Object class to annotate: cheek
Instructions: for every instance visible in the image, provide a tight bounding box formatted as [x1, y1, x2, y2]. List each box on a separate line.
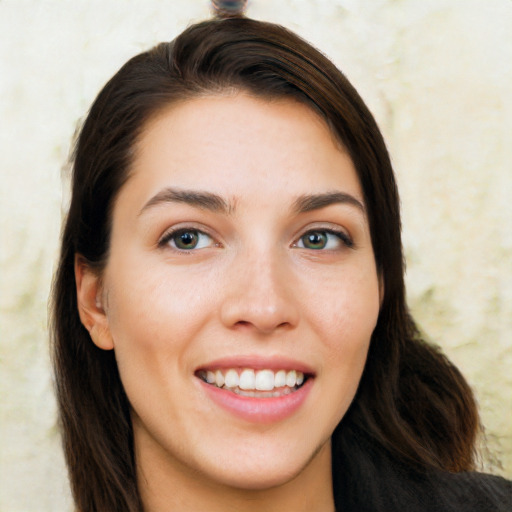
[304, 263, 379, 423]
[103, 266, 216, 421]
[306, 262, 380, 351]
[104, 265, 209, 362]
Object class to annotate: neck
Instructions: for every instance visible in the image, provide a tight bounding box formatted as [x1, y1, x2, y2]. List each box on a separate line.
[136, 435, 335, 512]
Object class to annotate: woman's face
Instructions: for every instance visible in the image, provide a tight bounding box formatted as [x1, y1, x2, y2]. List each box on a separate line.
[79, 93, 381, 493]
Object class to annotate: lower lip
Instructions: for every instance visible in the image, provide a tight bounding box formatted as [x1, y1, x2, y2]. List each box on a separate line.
[199, 378, 313, 424]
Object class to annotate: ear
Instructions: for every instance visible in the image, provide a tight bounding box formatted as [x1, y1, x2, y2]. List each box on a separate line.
[74, 254, 114, 350]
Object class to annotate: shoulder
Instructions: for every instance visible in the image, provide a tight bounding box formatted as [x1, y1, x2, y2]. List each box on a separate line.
[347, 467, 511, 511]
[332, 434, 512, 512]
[335, 464, 511, 512]
[428, 470, 512, 512]
[332, 425, 511, 511]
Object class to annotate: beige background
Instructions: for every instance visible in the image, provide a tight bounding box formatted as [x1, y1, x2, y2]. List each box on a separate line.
[1, 1, 511, 510]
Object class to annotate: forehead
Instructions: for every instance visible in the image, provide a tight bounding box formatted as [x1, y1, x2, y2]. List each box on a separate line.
[125, 93, 363, 208]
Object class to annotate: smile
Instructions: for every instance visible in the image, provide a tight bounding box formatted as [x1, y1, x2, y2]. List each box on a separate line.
[197, 368, 307, 397]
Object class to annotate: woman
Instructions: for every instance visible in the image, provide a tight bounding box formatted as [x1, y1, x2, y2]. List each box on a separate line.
[51, 3, 511, 511]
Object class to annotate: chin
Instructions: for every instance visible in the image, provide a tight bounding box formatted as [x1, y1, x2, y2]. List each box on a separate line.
[197, 436, 332, 492]
[219, 463, 303, 491]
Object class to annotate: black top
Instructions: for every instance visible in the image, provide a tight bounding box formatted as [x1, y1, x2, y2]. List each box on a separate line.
[332, 427, 512, 511]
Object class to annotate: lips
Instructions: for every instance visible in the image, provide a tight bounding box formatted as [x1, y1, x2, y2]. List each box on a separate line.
[195, 358, 315, 423]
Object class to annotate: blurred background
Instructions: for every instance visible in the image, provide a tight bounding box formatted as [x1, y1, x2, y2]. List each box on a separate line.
[1, 1, 511, 510]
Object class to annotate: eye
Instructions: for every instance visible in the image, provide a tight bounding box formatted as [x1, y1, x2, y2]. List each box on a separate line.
[295, 229, 353, 250]
[160, 228, 215, 251]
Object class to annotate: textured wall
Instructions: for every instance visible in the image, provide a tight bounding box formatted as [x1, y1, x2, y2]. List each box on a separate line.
[1, 1, 510, 510]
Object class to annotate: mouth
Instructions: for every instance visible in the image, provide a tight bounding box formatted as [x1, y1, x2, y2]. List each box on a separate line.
[195, 361, 315, 423]
[196, 368, 310, 398]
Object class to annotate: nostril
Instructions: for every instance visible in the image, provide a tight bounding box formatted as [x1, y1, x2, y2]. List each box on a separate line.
[232, 320, 255, 332]
[232, 319, 292, 335]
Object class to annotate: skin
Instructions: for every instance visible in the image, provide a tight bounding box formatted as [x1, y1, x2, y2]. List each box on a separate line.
[76, 93, 381, 512]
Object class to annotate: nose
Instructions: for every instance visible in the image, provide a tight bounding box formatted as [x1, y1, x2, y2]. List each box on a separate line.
[220, 250, 300, 335]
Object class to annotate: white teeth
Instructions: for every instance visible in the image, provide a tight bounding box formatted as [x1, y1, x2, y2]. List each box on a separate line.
[274, 370, 286, 388]
[239, 369, 255, 390]
[286, 370, 297, 387]
[224, 369, 239, 388]
[201, 367, 308, 392]
[215, 370, 225, 387]
[255, 369, 274, 391]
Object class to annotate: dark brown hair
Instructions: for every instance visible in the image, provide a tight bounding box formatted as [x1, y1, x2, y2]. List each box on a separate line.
[51, 17, 479, 511]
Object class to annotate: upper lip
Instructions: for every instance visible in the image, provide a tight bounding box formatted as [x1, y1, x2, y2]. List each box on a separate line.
[195, 355, 316, 376]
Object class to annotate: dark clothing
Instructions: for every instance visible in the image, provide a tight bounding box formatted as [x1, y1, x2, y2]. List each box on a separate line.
[332, 427, 512, 511]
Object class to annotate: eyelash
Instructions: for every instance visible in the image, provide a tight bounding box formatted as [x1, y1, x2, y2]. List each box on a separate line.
[294, 228, 354, 250]
[158, 227, 354, 252]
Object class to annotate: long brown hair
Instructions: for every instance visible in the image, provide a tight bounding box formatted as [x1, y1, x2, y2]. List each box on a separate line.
[51, 17, 479, 511]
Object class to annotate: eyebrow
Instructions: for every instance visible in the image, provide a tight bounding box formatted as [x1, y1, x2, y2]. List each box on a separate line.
[139, 187, 364, 217]
[139, 187, 233, 216]
[292, 192, 365, 214]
